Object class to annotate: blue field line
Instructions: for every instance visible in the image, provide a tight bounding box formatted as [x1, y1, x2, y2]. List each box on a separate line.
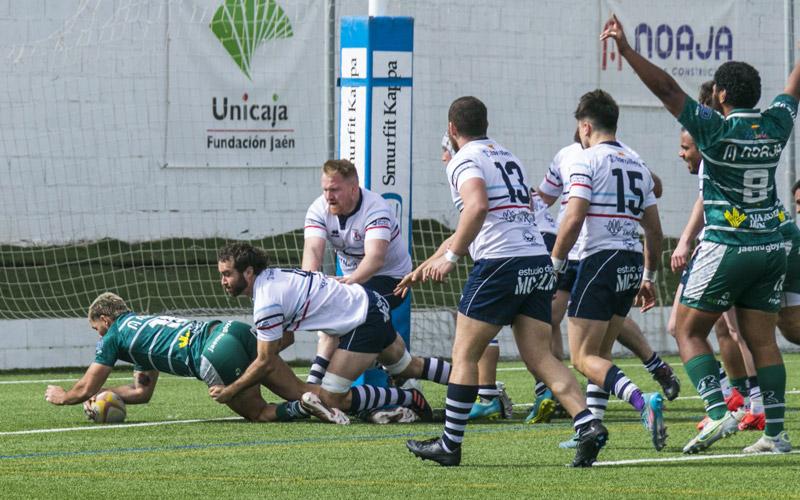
[0, 425, 539, 462]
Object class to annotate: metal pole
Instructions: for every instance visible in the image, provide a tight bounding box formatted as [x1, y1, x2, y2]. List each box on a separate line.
[324, 0, 336, 161]
[787, 0, 797, 203]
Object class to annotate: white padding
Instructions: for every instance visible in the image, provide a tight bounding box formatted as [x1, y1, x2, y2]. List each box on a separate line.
[783, 292, 800, 308]
[321, 372, 353, 394]
[383, 350, 412, 375]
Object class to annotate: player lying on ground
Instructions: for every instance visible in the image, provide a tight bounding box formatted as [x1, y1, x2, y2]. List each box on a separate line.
[212, 242, 451, 425]
[44, 292, 311, 422]
[602, 13, 800, 454]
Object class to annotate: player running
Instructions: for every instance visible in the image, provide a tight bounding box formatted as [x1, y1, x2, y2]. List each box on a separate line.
[602, 14, 799, 454]
[401, 96, 606, 467]
[550, 90, 667, 451]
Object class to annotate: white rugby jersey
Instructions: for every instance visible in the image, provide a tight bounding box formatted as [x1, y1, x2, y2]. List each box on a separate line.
[567, 141, 657, 258]
[304, 188, 411, 278]
[252, 268, 369, 342]
[539, 142, 586, 260]
[446, 138, 548, 260]
[532, 187, 558, 235]
[697, 160, 706, 241]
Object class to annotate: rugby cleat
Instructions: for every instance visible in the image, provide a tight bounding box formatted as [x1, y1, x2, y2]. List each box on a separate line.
[468, 397, 502, 420]
[683, 410, 738, 454]
[651, 364, 681, 401]
[571, 420, 608, 467]
[743, 431, 792, 454]
[697, 393, 746, 431]
[526, 388, 556, 424]
[409, 388, 434, 422]
[641, 392, 667, 451]
[738, 411, 766, 431]
[300, 392, 350, 425]
[406, 437, 461, 466]
[496, 382, 514, 419]
[559, 432, 580, 449]
[725, 388, 745, 412]
[365, 406, 419, 424]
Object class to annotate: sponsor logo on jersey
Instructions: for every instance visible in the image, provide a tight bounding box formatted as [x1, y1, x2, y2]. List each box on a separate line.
[724, 207, 747, 228]
[178, 331, 191, 349]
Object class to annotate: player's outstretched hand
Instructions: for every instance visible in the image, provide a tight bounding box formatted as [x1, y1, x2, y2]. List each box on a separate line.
[600, 14, 631, 53]
[45, 385, 66, 405]
[424, 256, 454, 283]
[208, 385, 232, 404]
[394, 268, 423, 297]
[635, 281, 656, 312]
[670, 240, 691, 273]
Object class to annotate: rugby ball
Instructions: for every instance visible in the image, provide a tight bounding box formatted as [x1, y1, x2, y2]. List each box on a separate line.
[85, 391, 126, 423]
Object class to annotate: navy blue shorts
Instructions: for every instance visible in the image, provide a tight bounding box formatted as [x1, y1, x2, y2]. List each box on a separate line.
[542, 232, 557, 253]
[459, 255, 555, 326]
[363, 275, 403, 310]
[337, 290, 397, 353]
[568, 250, 643, 321]
[556, 260, 580, 292]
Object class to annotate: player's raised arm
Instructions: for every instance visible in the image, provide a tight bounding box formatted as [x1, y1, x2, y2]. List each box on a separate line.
[600, 14, 687, 117]
[785, 60, 800, 101]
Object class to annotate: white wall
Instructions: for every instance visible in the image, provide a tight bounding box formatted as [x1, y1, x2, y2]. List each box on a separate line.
[1, 0, 798, 368]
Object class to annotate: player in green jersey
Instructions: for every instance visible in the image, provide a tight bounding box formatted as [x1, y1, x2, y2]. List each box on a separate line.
[45, 292, 311, 422]
[602, 14, 800, 454]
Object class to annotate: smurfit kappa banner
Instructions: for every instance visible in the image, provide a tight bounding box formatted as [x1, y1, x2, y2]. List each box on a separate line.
[165, 0, 325, 168]
[599, 0, 738, 106]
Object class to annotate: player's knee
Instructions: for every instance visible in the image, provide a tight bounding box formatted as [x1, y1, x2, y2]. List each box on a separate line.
[383, 350, 412, 375]
[320, 372, 352, 408]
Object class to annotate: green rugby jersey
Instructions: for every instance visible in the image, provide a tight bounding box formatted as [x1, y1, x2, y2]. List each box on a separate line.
[679, 94, 798, 245]
[94, 313, 219, 378]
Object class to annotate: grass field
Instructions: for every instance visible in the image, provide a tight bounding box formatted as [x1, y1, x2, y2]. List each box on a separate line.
[2, 355, 799, 499]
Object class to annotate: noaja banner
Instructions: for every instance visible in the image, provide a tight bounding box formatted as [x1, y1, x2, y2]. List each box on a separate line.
[165, 0, 325, 168]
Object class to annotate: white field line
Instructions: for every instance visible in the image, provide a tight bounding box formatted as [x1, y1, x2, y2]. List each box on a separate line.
[594, 450, 800, 466]
[512, 389, 800, 407]
[0, 416, 242, 436]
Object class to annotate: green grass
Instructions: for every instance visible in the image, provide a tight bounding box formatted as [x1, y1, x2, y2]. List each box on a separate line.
[2, 356, 799, 499]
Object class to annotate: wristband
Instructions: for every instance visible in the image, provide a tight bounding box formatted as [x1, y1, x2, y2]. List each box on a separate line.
[552, 257, 567, 274]
[444, 249, 460, 264]
[643, 269, 657, 282]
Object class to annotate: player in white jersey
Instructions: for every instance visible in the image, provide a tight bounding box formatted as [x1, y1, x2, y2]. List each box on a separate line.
[302, 159, 414, 388]
[401, 96, 605, 467]
[212, 242, 451, 425]
[435, 134, 515, 422]
[550, 90, 667, 451]
[534, 132, 680, 435]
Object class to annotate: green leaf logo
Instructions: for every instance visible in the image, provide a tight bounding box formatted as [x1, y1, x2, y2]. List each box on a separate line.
[210, 0, 293, 80]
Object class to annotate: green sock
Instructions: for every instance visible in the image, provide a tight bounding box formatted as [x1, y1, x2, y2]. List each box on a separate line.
[729, 376, 748, 397]
[275, 402, 292, 421]
[685, 354, 727, 420]
[756, 364, 786, 437]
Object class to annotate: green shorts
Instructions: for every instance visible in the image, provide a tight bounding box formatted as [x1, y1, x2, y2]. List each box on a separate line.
[681, 241, 786, 313]
[198, 321, 257, 386]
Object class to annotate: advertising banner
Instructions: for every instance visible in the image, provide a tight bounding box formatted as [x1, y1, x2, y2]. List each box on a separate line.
[165, 0, 325, 168]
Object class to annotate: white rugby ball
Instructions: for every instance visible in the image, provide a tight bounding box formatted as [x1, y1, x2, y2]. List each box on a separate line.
[86, 391, 126, 423]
